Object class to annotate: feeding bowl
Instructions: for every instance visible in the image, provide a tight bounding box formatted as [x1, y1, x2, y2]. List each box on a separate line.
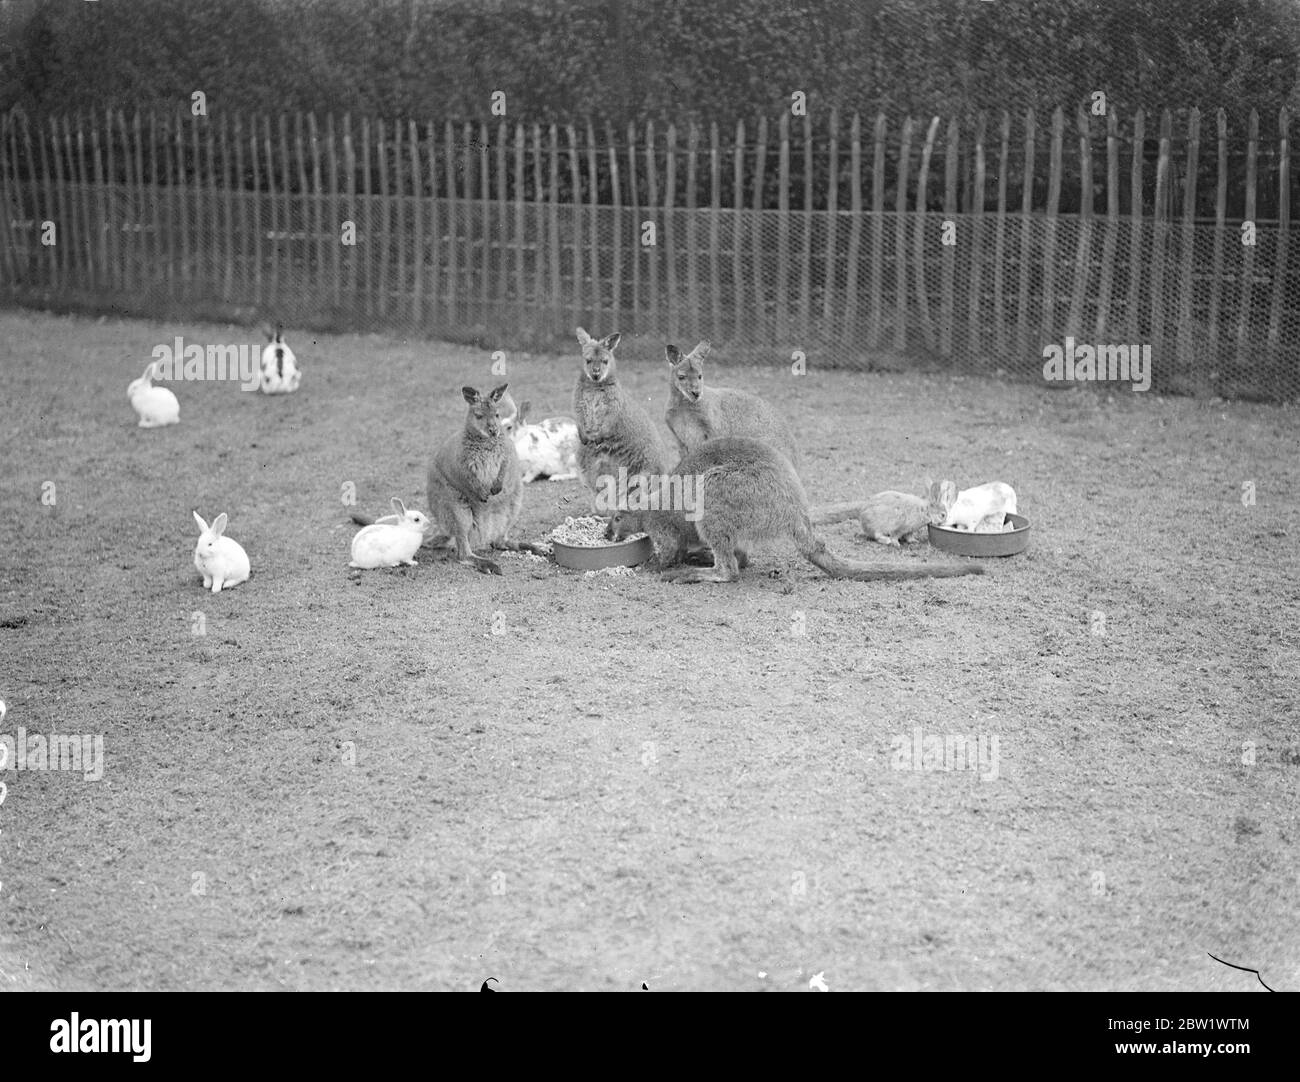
[927, 513, 1030, 557]
[552, 534, 654, 570]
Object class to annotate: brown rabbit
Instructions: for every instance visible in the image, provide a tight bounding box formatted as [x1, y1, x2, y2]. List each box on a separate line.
[644, 439, 983, 584]
[665, 341, 802, 471]
[573, 328, 671, 538]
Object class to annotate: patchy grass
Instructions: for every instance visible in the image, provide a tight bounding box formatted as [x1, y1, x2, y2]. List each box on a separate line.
[0, 308, 1297, 991]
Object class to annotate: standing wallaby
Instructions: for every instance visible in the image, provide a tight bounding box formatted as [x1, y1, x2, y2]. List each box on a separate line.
[665, 341, 802, 471]
[645, 438, 984, 584]
[573, 327, 671, 537]
[422, 383, 542, 575]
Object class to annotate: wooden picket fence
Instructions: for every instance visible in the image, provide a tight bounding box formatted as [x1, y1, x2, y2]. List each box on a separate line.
[1, 104, 1297, 398]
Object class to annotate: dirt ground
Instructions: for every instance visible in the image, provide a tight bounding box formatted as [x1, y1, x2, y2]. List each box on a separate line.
[0, 308, 1296, 991]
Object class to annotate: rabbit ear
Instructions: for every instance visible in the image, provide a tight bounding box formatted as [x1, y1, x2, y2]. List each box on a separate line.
[211, 513, 228, 537]
[142, 363, 156, 382]
[462, 386, 481, 404]
[600, 332, 621, 351]
[665, 344, 682, 364]
[193, 510, 209, 533]
[939, 480, 957, 509]
[390, 497, 406, 517]
[274, 324, 283, 343]
[489, 383, 508, 402]
[517, 400, 531, 423]
[575, 327, 593, 346]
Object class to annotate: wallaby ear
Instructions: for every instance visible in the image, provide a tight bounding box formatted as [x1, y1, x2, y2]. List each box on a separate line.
[600, 332, 621, 351]
[193, 510, 209, 533]
[462, 386, 481, 405]
[689, 340, 712, 360]
[488, 383, 508, 403]
[211, 513, 228, 538]
[665, 344, 682, 364]
[390, 497, 406, 517]
[575, 327, 593, 346]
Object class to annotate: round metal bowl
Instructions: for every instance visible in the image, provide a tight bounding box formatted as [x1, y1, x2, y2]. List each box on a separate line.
[927, 513, 1030, 557]
[552, 534, 654, 570]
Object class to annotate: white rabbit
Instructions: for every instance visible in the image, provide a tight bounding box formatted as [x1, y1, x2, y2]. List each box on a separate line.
[512, 399, 581, 482]
[259, 325, 301, 394]
[127, 362, 179, 427]
[192, 511, 251, 592]
[498, 389, 519, 436]
[349, 497, 429, 569]
[942, 482, 1018, 532]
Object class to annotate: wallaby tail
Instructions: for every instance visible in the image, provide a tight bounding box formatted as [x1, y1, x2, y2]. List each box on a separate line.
[810, 501, 868, 526]
[794, 516, 983, 581]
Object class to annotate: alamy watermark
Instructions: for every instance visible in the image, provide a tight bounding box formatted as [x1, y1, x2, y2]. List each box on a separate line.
[150, 337, 261, 391]
[592, 468, 705, 522]
[0, 727, 104, 781]
[891, 726, 999, 782]
[1042, 338, 1152, 392]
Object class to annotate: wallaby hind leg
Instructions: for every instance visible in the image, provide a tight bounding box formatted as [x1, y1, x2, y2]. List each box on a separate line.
[662, 529, 742, 584]
[447, 504, 501, 575]
[735, 547, 749, 569]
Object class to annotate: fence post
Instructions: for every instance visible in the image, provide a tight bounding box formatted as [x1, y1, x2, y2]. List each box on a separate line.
[1094, 110, 1120, 340]
[1205, 110, 1228, 358]
[1233, 110, 1258, 369]
[893, 115, 914, 354]
[1124, 109, 1145, 343]
[822, 107, 839, 329]
[992, 111, 1011, 357]
[1039, 107, 1064, 344]
[798, 110, 813, 346]
[967, 111, 988, 366]
[939, 117, 959, 358]
[913, 116, 940, 352]
[750, 115, 767, 346]
[776, 111, 790, 346]
[1148, 110, 1172, 375]
[1175, 108, 1200, 383]
[1267, 107, 1290, 355]
[1015, 109, 1036, 358]
[1064, 104, 1093, 340]
[730, 119, 745, 342]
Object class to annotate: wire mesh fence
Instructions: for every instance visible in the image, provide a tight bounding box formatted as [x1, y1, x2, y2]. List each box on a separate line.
[1, 107, 1297, 401]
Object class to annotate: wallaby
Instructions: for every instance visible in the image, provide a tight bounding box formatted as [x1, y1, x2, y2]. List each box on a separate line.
[665, 341, 802, 471]
[644, 438, 985, 584]
[420, 383, 543, 575]
[573, 327, 671, 538]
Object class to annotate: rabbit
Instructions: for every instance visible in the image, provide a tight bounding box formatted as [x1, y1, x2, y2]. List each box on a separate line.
[498, 389, 520, 436]
[942, 482, 1018, 532]
[127, 362, 179, 427]
[349, 497, 430, 569]
[860, 480, 956, 545]
[192, 511, 251, 593]
[512, 399, 581, 482]
[259, 325, 301, 394]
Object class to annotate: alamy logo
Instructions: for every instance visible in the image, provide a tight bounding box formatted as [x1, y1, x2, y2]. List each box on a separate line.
[50, 1014, 151, 1062]
[891, 727, 999, 782]
[150, 336, 261, 390]
[592, 468, 705, 522]
[1042, 337, 1152, 391]
[0, 727, 104, 781]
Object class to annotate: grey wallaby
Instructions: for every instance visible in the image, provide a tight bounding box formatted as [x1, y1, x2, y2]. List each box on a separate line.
[572, 327, 672, 538]
[350, 384, 543, 574]
[644, 438, 985, 584]
[665, 341, 802, 471]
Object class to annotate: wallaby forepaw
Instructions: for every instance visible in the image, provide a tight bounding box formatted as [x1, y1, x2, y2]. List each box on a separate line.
[475, 558, 502, 576]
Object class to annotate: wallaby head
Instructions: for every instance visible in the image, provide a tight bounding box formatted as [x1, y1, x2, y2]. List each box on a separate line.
[462, 383, 510, 439]
[576, 327, 622, 383]
[666, 341, 711, 401]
